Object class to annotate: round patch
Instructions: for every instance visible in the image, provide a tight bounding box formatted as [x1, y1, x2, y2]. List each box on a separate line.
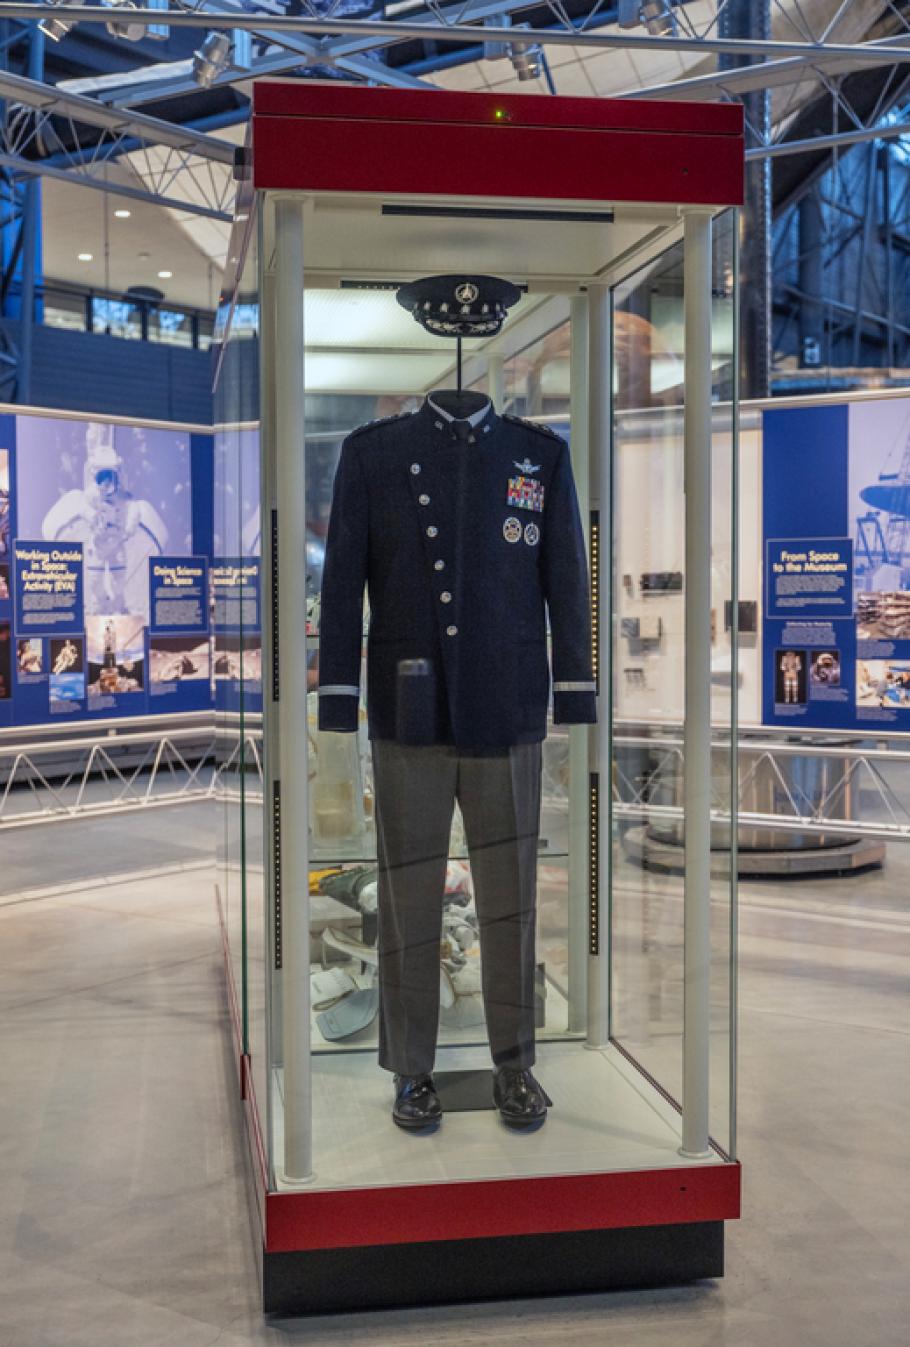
[524, 522, 540, 547]
[503, 516, 522, 544]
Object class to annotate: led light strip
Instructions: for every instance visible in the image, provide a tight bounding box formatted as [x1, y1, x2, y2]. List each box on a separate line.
[273, 779, 283, 971]
[590, 510, 600, 692]
[589, 771, 599, 958]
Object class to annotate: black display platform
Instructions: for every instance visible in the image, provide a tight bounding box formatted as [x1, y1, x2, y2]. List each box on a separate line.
[263, 1221, 724, 1315]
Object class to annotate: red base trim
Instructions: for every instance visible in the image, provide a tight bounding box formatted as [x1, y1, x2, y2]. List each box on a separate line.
[265, 1161, 741, 1254]
[216, 883, 269, 1234]
[215, 885, 740, 1264]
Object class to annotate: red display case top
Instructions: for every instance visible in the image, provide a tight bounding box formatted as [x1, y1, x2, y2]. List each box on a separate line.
[251, 82, 745, 208]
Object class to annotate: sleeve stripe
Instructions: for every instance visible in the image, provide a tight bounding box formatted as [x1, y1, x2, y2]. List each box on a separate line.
[318, 685, 360, 697]
[553, 681, 596, 693]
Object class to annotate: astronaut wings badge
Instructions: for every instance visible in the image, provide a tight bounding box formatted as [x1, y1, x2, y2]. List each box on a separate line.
[507, 475, 545, 513]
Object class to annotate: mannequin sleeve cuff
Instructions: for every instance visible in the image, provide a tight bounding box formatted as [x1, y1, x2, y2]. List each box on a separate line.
[317, 688, 360, 732]
[552, 687, 597, 725]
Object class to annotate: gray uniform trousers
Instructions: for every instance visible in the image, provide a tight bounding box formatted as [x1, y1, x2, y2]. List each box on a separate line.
[371, 739, 542, 1077]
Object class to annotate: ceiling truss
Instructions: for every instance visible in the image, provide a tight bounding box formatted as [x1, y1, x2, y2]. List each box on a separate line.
[0, 2, 906, 225]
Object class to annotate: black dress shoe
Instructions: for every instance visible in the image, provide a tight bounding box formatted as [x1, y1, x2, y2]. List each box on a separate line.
[493, 1067, 549, 1128]
[392, 1074, 442, 1131]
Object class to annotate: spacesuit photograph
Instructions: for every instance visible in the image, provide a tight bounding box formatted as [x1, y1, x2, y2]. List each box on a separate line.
[17, 639, 42, 675]
[40, 425, 168, 618]
[775, 648, 806, 705]
[86, 615, 145, 696]
[0, 448, 10, 557]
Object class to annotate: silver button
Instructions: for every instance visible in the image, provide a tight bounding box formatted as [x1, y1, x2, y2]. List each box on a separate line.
[434, 560, 445, 571]
[440, 591, 452, 603]
[418, 493, 430, 505]
[435, 421, 443, 430]
[426, 526, 438, 538]
[446, 625, 458, 637]
[410, 463, 421, 475]
[483, 426, 491, 434]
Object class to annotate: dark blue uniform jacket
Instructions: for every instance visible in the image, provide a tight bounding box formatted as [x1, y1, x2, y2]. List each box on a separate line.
[317, 399, 596, 749]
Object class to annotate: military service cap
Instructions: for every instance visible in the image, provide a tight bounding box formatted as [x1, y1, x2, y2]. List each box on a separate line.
[397, 274, 522, 338]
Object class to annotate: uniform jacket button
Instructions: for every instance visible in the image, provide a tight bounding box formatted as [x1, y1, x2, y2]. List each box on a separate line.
[440, 591, 452, 603]
[419, 493, 430, 505]
[434, 560, 445, 571]
[446, 625, 458, 637]
[410, 463, 421, 474]
[426, 526, 438, 538]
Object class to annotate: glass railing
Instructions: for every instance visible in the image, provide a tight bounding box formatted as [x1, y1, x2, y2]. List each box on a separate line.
[9, 281, 216, 352]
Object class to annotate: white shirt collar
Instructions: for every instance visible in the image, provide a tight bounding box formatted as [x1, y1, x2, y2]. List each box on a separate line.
[427, 395, 491, 430]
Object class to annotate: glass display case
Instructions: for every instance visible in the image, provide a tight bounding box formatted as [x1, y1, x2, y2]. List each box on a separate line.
[214, 83, 744, 1315]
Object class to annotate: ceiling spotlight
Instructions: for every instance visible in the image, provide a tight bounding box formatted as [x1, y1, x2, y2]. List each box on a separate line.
[192, 31, 233, 88]
[641, 0, 677, 34]
[158, 270, 173, 279]
[114, 209, 131, 219]
[102, 0, 168, 41]
[507, 38, 543, 81]
[77, 252, 93, 262]
[38, 0, 81, 43]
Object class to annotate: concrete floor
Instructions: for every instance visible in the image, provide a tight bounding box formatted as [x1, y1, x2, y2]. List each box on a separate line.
[1, 824, 908, 1347]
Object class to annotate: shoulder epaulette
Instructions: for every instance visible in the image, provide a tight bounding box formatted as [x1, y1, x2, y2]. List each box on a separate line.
[502, 413, 561, 440]
[347, 411, 412, 440]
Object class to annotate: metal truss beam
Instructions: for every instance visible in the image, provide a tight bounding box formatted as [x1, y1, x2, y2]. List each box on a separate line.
[0, 149, 232, 219]
[0, 66, 234, 162]
[749, 119, 910, 159]
[104, 0, 515, 109]
[0, 68, 236, 219]
[1, 5, 910, 68]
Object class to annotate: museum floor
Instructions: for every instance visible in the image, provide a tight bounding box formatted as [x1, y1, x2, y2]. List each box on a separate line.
[0, 803, 908, 1347]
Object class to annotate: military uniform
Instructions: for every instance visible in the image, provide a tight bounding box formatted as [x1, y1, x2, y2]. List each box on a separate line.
[318, 394, 595, 1076]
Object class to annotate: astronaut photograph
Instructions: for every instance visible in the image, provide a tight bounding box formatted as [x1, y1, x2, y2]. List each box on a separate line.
[809, 649, 841, 687]
[86, 615, 145, 696]
[49, 636, 84, 708]
[149, 635, 210, 686]
[213, 427, 261, 558]
[774, 648, 807, 705]
[0, 623, 9, 699]
[0, 449, 9, 558]
[214, 632, 261, 684]
[15, 416, 192, 621]
[17, 638, 43, 676]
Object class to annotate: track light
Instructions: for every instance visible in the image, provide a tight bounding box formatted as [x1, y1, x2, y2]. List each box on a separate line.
[618, 0, 677, 35]
[103, 0, 169, 41]
[192, 31, 233, 88]
[38, 0, 81, 43]
[640, 0, 677, 35]
[508, 38, 543, 81]
[482, 14, 543, 80]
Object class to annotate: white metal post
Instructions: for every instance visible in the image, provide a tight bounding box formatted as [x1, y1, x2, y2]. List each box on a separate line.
[274, 198, 313, 1182]
[567, 293, 590, 1033]
[587, 281, 611, 1049]
[681, 209, 714, 1159]
[487, 352, 505, 410]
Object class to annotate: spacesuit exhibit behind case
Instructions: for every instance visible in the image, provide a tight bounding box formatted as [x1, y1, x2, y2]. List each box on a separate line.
[318, 388, 596, 1127]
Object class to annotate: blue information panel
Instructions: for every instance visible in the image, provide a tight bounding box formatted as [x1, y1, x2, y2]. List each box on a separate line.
[212, 556, 262, 712]
[763, 399, 910, 729]
[0, 414, 217, 726]
[13, 540, 84, 636]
